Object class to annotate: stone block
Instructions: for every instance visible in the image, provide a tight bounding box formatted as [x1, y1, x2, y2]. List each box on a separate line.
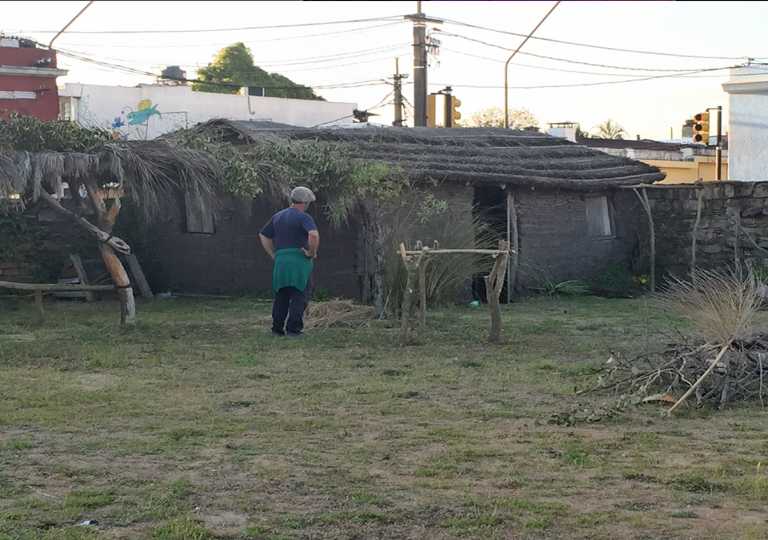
[724, 184, 736, 198]
[708, 200, 724, 210]
[682, 200, 700, 212]
[754, 183, 768, 198]
[740, 183, 756, 197]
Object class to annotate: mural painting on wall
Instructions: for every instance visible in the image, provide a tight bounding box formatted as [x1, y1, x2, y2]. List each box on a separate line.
[111, 99, 161, 140]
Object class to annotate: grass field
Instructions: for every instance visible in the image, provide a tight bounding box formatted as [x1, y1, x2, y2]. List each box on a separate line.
[1, 296, 767, 540]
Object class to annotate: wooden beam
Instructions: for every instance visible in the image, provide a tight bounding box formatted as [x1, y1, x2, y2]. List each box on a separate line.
[126, 254, 154, 299]
[402, 249, 514, 256]
[0, 280, 115, 292]
[38, 191, 131, 254]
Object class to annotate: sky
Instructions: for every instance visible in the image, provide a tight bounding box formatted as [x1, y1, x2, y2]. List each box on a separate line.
[1, 1, 765, 140]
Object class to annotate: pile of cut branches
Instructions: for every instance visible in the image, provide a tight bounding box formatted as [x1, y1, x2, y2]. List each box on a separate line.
[579, 267, 767, 413]
[582, 334, 768, 411]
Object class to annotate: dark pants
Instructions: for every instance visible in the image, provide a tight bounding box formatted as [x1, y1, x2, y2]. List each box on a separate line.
[271, 274, 312, 335]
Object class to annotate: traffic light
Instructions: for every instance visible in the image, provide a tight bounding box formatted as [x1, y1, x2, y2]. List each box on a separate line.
[427, 94, 437, 127]
[692, 112, 709, 144]
[449, 95, 461, 128]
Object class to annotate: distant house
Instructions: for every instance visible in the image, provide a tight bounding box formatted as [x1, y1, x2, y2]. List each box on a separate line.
[58, 80, 356, 141]
[722, 65, 768, 181]
[143, 121, 664, 302]
[0, 36, 67, 121]
[575, 138, 728, 184]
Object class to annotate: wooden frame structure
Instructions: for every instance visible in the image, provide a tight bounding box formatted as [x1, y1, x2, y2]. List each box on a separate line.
[0, 280, 115, 326]
[398, 240, 511, 344]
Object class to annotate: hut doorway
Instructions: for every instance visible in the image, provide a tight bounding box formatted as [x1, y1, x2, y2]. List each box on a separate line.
[472, 185, 509, 303]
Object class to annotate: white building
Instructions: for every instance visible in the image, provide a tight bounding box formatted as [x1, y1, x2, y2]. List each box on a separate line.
[722, 65, 768, 181]
[58, 82, 356, 140]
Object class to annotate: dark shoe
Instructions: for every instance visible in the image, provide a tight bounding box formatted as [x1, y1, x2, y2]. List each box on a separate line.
[287, 332, 312, 339]
[270, 331, 285, 338]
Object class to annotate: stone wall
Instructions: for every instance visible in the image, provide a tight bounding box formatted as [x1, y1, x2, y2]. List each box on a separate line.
[644, 181, 768, 273]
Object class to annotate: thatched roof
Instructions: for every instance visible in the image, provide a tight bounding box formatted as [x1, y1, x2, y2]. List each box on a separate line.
[195, 119, 666, 191]
[0, 141, 221, 215]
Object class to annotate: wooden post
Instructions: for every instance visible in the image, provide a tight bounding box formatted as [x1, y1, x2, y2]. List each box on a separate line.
[507, 193, 519, 302]
[399, 262, 417, 345]
[418, 253, 428, 335]
[83, 180, 136, 324]
[70, 254, 95, 302]
[484, 240, 509, 343]
[399, 245, 427, 345]
[34, 290, 44, 326]
[633, 187, 656, 293]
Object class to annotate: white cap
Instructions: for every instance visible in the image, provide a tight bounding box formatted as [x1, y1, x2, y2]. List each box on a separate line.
[291, 186, 316, 203]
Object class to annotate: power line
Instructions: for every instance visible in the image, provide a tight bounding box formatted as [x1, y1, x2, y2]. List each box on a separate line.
[23, 15, 408, 34]
[440, 47, 738, 79]
[54, 21, 404, 49]
[437, 30, 734, 73]
[57, 43, 411, 72]
[55, 48, 393, 91]
[434, 66, 738, 90]
[441, 17, 756, 61]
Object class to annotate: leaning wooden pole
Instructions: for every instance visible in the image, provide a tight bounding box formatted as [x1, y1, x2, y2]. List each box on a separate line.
[633, 187, 656, 293]
[691, 187, 704, 280]
[506, 193, 519, 303]
[668, 341, 732, 415]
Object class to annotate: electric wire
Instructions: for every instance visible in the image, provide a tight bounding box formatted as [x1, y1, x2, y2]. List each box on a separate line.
[22, 15, 409, 34]
[441, 47, 746, 79]
[437, 30, 736, 73]
[54, 21, 404, 49]
[441, 17, 757, 61]
[433, 65, 739, 90]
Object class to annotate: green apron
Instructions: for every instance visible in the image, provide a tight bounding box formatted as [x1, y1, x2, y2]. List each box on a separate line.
[272, 248, 313, 292]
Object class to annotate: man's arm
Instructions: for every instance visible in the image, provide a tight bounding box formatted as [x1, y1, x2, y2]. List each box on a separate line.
[259, 233, 275, 260]
[303, 230, 320, 260]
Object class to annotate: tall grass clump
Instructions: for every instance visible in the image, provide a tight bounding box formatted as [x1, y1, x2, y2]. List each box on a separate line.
[382, 201, 497, 314]
[657, 267, 761, 346]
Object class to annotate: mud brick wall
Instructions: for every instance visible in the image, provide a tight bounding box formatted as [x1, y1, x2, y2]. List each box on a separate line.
[645, 181, 768, 273]
[513, 187, 646, 284]
[149, 193, 362, 298]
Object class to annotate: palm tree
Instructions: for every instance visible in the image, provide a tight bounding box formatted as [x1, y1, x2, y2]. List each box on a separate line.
[593, 119, 628, 140]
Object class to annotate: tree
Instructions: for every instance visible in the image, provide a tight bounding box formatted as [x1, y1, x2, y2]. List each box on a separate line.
[460, 106, 538, 129]
[192, 43, 324, 101]
[593, 119, 628, 140]
[575, 125, 591, 139]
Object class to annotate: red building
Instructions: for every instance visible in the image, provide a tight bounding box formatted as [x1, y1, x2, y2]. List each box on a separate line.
[0, 36, 68, 121]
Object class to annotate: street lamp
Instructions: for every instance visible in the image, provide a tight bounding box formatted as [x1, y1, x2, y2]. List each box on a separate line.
[504, 1, 561, 129]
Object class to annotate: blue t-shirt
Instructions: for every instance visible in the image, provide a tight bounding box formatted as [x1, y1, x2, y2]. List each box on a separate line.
[259, 208, 318, 251]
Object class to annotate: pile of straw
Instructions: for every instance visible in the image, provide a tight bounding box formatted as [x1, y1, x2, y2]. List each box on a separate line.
[304, 300, 376, 331]
[258, 299, 376, 331]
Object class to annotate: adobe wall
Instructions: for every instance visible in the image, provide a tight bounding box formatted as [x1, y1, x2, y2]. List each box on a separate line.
[513, 187, 646, 285]
[149, 193, 361, 298]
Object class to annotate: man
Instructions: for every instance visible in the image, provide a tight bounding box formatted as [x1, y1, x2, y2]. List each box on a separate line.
[259, 186, 320, 339]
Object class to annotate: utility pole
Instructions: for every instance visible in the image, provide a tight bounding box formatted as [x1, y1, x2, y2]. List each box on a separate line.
[405, 2, 442, 127]
[391, 58, 408, 127]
